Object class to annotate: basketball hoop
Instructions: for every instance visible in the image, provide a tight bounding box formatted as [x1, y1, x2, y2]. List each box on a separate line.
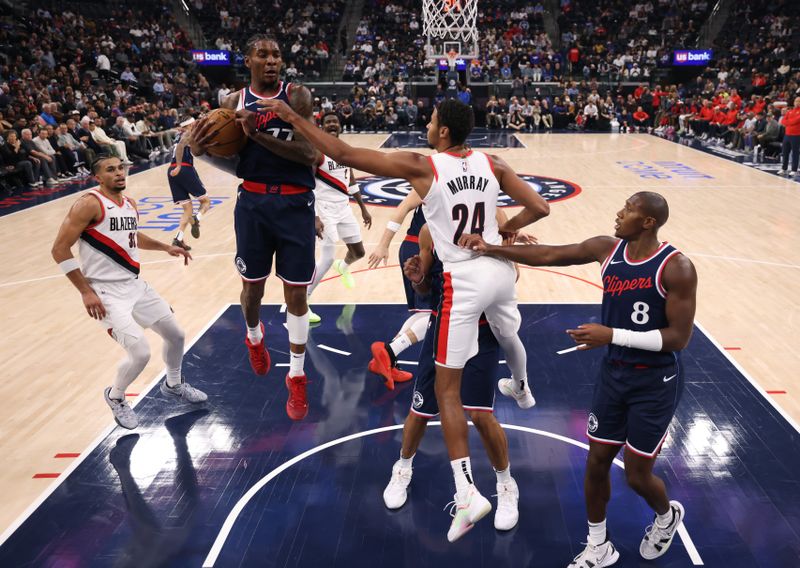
[423, 0, 478, 47]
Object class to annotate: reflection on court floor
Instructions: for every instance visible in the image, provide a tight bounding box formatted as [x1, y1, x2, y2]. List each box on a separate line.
[1, 304, 798, 567]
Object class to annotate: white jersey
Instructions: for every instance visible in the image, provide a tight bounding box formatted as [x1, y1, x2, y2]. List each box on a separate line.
[422, 150, 502, 263]
[314, 154, 357, 205]
[78, 190, 140, 282]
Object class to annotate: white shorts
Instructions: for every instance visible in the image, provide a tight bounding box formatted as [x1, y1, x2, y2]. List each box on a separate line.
[434, 256, 521, 368]
[90, 278, 172, 347]
[316, 200, 362, 245]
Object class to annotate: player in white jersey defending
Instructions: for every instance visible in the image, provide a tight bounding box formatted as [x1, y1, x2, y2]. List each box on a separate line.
[261, 97, 550, 540]
[51, 155, 207, 430]
[306, 112, 372, 324]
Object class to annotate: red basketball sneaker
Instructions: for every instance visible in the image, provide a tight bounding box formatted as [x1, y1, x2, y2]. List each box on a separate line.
[370, 342, 395, 389]
[391, 367, 413, 383]
[285, 374, 308, 420]
[244, 322, 271, 375]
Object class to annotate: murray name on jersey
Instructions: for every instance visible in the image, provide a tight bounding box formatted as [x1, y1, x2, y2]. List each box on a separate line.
[446, 174, 491, 195]
[109, 216, 138, 232]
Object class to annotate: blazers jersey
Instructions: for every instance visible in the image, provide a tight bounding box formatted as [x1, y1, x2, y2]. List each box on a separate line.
[79, 190, 140, 281]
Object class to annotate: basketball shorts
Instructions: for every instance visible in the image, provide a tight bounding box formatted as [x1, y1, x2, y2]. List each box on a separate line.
[412, 317, 499, 417]
[316, 200, 362, 245]
[90, 278, 172, 347]
[434, 256, 520, 369]
[398, 238, 431, 313]
[587, 357, 684, 458]
[234, 187, 316, 284]
[168, 171, 207, 204]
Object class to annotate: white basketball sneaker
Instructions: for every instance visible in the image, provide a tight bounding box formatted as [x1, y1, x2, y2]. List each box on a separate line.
[383, 460, 413, 509]
[445, 485, 492, 542]
[104, 387, 139, 430]
[160, 378, 208, 403]
[640, 501, 685, 560]
[568, 539, 619, 567]
[493, 478, 519, 530]
[498, 377, 536, 409]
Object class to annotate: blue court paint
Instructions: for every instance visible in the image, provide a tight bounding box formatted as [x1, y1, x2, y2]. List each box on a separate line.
[1, 304, 798, 567]
[382, 128, 525, 149]
[137, 196, 231, 232]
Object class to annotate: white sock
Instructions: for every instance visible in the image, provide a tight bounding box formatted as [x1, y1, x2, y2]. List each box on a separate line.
[247, 324, 263, 343]
[389, 333, 413, 357]
[176, 230, 184, 241]
[494, 465, 511, 484]
[289, 351, 305, 377]
[450, 457, 474, 497]
[656, 507, 674, 528]
[399, 452, 414, 468]
[286, 311, 310, 345]
[194, 211, 203, 221]
[339, 258, 350, 271]
[588, 519, 607, 546]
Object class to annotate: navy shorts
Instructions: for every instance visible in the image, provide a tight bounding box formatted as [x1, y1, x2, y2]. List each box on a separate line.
[399, 238, 431, 312]
[168, 171, 206, 204]
[233, 187, 316, 284]
[411, 319, 499, 417]
[587, 356, 684, 458]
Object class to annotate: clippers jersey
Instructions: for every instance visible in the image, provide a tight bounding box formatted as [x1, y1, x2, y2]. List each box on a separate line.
[314, 154, 353, 205]
[407, 205, 426, 239]
[422, 150, 502, 263]
[169, 134, 193, 168]
[600, 239, 682, 366]
[79, 190, 140, 281]
[235, 83, 315, 189]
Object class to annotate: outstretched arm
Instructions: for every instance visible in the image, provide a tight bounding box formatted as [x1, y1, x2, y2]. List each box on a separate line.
[258, 98, 433, 193]
[137, 232, 192, 265]
[368, 190, 423, 268]
[460, 234, 618, 267]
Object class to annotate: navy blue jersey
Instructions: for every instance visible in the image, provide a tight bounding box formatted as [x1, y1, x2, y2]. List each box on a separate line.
[169, 134, 194, 167]
[407, 205, 426, 238]
[235, 83, 315, 189]
[601, 240, 682, 367]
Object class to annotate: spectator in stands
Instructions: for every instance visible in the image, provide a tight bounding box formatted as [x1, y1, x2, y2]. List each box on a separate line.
[55, 123, 91, 176]
[33, 128, 72, 180]
[632, 106, 650, 132]
[0, 131, 37, 189]
[778, 97, 800, 177]
[20, 129, 58, 186]
[508, 108, 526, 131]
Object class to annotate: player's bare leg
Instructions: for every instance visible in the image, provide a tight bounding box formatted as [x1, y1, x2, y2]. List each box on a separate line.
[436, 365, 491, 542]
[241, 279, 270, 376]
[624, 450, 685, 560]
[284, 283, 310, 420]
[570, 442, 621, 567]
[173, 202, 193, 251]
[190, 195, 211, 239]
[470, 411, 518, 531]
[384, 413, 428, 509]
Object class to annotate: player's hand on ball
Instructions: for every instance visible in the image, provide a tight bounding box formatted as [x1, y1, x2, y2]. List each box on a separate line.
[566, 323, 613, 350]
[235, 109, 257, 137]
[82, 290, 106, 320]
[192, 117, 220, 151]
[458, 233, 488, 252]
[315, 216, 325, 239]
[368, 246, 389, 268]
[257, 99, 294, 120]
[403, 255, 423, 282]
[167, 246, 192, 265]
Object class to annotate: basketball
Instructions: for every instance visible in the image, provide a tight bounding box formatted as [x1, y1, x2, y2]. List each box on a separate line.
[202, 108, 246, 157]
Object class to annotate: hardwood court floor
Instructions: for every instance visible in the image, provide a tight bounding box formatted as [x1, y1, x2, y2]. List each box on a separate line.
[0, 133, 797, 535]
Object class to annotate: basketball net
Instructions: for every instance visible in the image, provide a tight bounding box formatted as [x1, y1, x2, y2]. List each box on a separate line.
[422, 0, 478, 47]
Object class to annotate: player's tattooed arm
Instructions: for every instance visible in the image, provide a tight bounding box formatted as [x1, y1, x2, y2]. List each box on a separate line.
[236, 84, 317, 165]
[459, 234, 618, 267]
[51, 195, 106, 319]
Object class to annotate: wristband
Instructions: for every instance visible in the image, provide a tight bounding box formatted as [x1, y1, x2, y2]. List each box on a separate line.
[59, 258, 80, 274]
[387, 221, 401, 232]
[611, 328, 663, 352]
[347, 184, 359, 196]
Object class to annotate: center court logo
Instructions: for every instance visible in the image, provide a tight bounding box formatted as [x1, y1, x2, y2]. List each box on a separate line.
[355, 174, 581, 207]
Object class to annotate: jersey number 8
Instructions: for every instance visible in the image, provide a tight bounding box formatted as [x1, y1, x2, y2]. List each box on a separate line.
[631, 301, 650, 325]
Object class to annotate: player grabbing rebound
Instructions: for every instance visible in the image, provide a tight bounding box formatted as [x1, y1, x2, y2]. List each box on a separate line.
[193, 34, 318, 420]
[306, 111, 372, 324]
[51, 155, 207, 429]
[461, 192, 696, 566]
[260, 97, 549, 539]
[366, 191, 429, 388]
[168, 117, 210, 251]
[383, 222, 520, 539]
